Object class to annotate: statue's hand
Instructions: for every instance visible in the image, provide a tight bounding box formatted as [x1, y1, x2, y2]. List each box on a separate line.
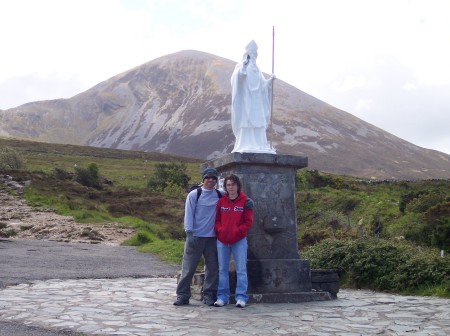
[271, 74, 276, 80]
[243, 54, 250, 66]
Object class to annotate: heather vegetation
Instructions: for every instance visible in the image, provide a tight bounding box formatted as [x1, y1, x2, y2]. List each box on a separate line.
[1, 138, 448, 297]
[296, 170, 450, 251]
[297, 170, 449, 296]
[0, 146, 25, 171]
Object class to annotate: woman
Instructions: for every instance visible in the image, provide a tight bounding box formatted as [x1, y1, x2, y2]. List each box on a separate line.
[214, 174, 254, 308]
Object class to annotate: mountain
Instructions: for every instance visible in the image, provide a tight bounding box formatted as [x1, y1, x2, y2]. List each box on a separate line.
[0, 50, 449, 180]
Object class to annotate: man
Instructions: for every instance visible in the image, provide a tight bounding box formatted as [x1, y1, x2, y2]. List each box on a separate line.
[173, 167, 222, 306]
[231, 40, 276, 154]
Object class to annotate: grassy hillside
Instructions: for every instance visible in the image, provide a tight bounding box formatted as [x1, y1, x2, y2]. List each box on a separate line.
[1, 138, 449, 297]
[296, 170, 449, 251]
[296, 170, 449, 297]
[0, 137, 202, 188]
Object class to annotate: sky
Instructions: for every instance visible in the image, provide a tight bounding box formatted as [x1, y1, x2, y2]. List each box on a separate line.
[1, 0, 449, 155]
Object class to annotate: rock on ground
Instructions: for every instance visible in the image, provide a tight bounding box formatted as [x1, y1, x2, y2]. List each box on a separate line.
[0, 176, 135, 245]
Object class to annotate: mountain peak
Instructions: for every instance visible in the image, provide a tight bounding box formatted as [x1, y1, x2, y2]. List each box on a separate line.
[0, 52, 448, 180]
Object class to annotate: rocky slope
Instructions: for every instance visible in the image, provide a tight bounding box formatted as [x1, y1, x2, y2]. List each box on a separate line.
[0, 176, 135, 245]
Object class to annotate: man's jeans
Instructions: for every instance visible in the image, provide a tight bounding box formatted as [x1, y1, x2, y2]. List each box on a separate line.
[176, 237, 218, 302]
[217, 238, 249, 303]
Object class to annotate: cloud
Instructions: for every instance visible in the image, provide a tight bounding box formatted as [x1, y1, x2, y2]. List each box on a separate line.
[0, 74, 85, 109]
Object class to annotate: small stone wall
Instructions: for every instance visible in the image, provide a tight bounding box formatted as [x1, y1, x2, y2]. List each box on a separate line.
[311, 269, 340, 299]
[184, 268, 340, 301]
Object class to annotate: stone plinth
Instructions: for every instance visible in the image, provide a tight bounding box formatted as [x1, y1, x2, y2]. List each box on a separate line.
[202, 152, 335, 302]
[203, 153, 307, 260]
[311, 269, 340, 299]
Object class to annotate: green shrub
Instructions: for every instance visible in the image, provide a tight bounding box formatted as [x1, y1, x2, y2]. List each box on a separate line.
[162, 181, 187, 199]
[52, 167, 73, 180]
[147, 162, 190, 191]
[424, 202, 450, 251]
[406, 192, 446, 213]
[391, 248, 450, 291]
[399, 191, 423, 213]
[0, 146, 25, 171]
[124, 228, 156, 246]
[337, 196, 361, 215]
[74, 163, 102, 189]
[303, 170, 334, 189]
[299, 228, 332, 247]
[303, 238, 450, 296]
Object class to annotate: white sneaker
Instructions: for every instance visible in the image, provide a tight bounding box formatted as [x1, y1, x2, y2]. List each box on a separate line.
[214, 299, 227, 307]
[235, 300, 246, 308]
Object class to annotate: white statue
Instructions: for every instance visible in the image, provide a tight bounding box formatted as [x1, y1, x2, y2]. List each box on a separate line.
[231, 40, 276, 154]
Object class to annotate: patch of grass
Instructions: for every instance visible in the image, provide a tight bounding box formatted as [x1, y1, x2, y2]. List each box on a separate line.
[401, 283, 450, 298]
[72, 210, 114, 223]
[137, 239, 185, 265]
[124, 229, 157, 245]
[115, 216, 149, 227]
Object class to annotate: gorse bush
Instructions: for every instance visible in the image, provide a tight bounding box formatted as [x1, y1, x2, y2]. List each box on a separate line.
[424, 202, 450, 250]
[147, 162, 190, 193]
[52, 167, 73, 180]
[162, 181, 187, 199]
[0, 146, 25, 171]
[406, 191, 446, 213]
[74, 163, 102, 189]
[303, 238, 450, 295]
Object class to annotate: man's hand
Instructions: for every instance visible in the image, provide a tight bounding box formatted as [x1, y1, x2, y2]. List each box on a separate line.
[186, 231, 198, 248]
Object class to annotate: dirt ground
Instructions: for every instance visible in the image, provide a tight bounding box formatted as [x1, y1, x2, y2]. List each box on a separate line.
[0, 176, 136, 245]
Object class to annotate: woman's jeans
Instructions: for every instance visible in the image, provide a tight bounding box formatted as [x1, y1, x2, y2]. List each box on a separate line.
[217, 238, 249, 303]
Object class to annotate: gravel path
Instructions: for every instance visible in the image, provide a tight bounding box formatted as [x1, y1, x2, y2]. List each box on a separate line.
[0, 238, 179, 288]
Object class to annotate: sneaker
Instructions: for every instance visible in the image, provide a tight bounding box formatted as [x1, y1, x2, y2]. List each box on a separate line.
[173, 298, 189, 306]
[235, 300, 246, 308]
[203, 297, 215, 306]
[214, 299, 227, 307]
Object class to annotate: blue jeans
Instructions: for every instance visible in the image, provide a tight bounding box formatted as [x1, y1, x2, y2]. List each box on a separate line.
[217, 238, 249, 303]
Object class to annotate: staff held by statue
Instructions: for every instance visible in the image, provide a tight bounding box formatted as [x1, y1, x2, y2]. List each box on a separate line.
[270, 26, 275, 150]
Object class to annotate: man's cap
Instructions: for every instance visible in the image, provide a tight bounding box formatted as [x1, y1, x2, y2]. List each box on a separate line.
[202, 167, 218, 180]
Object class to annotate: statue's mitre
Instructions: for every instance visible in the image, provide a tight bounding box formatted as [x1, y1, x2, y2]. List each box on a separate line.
[245, 40, 258, 52]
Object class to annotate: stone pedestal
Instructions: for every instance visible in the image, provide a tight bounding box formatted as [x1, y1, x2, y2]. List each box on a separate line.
[202, 152, 335, 302]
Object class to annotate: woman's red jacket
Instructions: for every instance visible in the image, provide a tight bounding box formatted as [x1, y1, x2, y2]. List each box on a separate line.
[215, 191, 254, 245]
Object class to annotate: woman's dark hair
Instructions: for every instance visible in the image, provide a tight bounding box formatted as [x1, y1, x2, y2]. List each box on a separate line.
[223, 174, 242, 194]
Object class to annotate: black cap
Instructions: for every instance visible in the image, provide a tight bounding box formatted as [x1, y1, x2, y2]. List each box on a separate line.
[202, 167, 218, 180]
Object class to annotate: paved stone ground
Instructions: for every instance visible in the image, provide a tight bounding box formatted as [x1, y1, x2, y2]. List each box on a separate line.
[0, 277, 449, 336]
[0, 238, 179, 335]
[1, 239, 449, 336]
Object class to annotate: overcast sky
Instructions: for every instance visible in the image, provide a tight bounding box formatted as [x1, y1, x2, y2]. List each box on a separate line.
[1, 0, 449, 155]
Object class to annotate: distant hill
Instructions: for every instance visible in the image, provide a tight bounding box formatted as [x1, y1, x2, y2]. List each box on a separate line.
[0, 50, 449, 179]
[0, 137, 200, 163]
